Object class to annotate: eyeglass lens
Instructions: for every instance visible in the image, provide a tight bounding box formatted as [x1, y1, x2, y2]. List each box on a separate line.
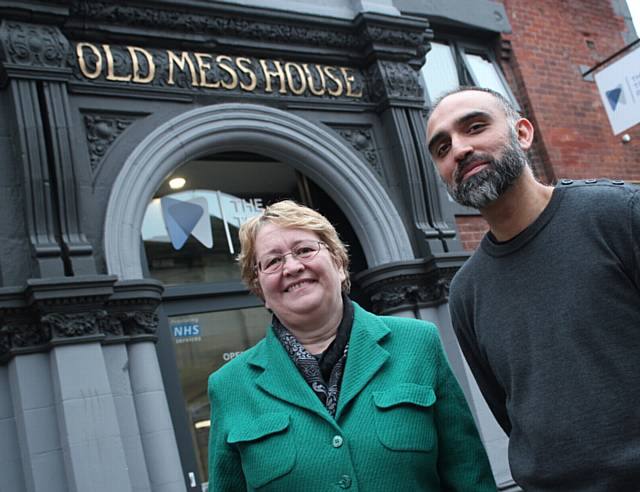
[259, 241, 322, 273]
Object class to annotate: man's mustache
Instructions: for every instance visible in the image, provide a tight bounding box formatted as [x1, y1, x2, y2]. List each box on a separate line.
[454, 153, 495, 185]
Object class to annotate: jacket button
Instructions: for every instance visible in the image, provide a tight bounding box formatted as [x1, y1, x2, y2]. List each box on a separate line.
[560, 179, 573, 185]
[332, 435, 344, 448]
[338, 475, 352, 488]
[612, 179, 624, 185]
[585, 179, 597, 183]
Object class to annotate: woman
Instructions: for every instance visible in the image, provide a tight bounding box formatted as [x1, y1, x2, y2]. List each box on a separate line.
[208, 200, 496, 491]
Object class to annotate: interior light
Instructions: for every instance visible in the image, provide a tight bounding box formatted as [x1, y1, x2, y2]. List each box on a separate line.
[169, 177, 186, 189]
[194, 419, 211, 429]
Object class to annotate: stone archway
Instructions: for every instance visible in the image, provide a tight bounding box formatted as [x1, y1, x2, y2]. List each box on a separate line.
[104, 103, 413, 279]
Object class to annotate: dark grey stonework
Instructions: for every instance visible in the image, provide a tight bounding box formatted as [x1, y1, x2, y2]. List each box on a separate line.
[394, 0, 511, 33]
[0, 277, 163, 364]
[83, 113, 142, 174]
[354, 253, 468, 315]
[331, 125, 385, 178]
[0, 0, 508, 489]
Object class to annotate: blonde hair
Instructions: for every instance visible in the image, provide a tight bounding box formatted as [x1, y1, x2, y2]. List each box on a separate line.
[237, 200, 350, 298]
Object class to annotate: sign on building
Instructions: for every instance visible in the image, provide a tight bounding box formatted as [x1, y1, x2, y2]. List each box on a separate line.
[594, 47, 640, 135]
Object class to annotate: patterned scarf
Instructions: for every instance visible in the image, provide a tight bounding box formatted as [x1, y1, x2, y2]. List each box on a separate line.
[272, 296, 353, 417]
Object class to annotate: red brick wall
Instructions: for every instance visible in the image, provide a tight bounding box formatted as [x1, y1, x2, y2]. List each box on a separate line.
[456, 0, 639, 251]
[455, 216, 490, 251]
[498, 0, 640, 182]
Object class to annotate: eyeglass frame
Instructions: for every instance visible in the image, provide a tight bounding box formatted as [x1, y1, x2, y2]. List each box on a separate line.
[255, 240, 328, 275]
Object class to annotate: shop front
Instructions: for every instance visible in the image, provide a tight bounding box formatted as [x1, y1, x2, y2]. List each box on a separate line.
[0, 1, 513, 491]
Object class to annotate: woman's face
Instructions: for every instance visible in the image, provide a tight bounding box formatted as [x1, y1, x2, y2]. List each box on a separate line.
[254, 223, 346, 327]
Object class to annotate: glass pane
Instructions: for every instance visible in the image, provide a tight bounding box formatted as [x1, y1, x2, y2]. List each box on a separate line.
[169, 306, 272, 490]
[142, 155, 301, 285]
[421, 42, 460, 102]
[464, 53, 512, 100]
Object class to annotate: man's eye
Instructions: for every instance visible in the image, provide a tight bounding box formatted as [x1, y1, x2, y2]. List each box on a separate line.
[468, 123, 486, 133]
[436, 143, 450, 157]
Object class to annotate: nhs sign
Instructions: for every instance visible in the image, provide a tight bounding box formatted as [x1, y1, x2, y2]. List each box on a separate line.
[172, 322, 201, 338]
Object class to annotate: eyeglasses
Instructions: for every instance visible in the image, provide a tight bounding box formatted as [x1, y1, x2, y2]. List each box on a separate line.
[257, 240, 326, 274]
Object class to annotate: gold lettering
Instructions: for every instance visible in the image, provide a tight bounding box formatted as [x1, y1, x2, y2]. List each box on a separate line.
[167, 51, 199, 87]
[303, 64, 326, 96]
[260, 59, 286, 94]
[216, 55, 239, 90]
[76, 43, 102, 79]
[323, 66, 343, 97]
[127, 46, 155, 84]
[284, 62, 307, 96]
[103, 44, 132, 82]
[194, 52, 220, 88]
[339, 67, 363, 98]
[236, 57, 257, 91]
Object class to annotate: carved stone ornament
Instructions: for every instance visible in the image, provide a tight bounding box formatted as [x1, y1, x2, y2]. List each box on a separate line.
[366, 60, 424, 105]
[0, 277, 163, 364]
[69, 2, 363, 50]
[359, 22, 431, 61]
[369, 278, 449, 314]
[0, 21, 69, 69]
[332, 126, 384, 178]
[355, 258, 463, 315]
[110, 311, 159, 337]
[41, 311, 105, 339]
[84, 114, 136, 173]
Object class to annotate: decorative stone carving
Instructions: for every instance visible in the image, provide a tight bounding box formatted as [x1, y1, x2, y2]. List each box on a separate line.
[332, 126, 383, 178]
[359, 23, 431, 60]
[69, 2, 362, 50]
[0, 21, 69, 69]
[3, 320, 48, 351]
[366, 60, 424, 105]
[84, 114, 136, 172]
[369, 278, 449, 313]
[113, 311, 159, 337]
[354, 256, 466, 315]
[41, 310, 104, 338]
[0, 277, 163, 364]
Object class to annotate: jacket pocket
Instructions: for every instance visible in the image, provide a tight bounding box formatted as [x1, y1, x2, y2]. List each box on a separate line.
[372, 384, 437, 452]
[227, 413, 296, 489]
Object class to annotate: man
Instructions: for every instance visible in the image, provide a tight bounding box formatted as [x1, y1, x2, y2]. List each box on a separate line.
[426, 86, 640, 492]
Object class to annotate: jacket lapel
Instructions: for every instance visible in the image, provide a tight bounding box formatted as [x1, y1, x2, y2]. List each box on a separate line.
[250, 327, 336, 425]
[335, 303, 390, 419]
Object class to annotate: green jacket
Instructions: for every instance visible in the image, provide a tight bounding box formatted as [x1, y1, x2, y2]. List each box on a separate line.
[208, 302, 496, 491]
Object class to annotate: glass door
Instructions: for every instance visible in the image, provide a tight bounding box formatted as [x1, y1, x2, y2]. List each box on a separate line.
[141, 151, 368, 491]
[168, 306, 272, 488]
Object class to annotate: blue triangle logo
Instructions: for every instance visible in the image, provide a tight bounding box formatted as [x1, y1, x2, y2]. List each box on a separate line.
[161, 196, 204, 249]
[606, 86, 623, 111]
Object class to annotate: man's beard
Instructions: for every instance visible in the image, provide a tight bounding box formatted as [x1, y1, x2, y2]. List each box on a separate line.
[446, 134, 528, 209]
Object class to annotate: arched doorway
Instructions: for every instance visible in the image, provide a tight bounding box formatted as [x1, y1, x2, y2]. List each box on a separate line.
[103, 103, 414, 488]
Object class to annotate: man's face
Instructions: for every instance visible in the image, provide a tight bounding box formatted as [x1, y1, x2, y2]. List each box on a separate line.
[426, 90, 529, 209]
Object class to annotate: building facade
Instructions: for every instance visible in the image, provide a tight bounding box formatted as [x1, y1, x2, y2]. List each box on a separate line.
[0, 1, 637, 491]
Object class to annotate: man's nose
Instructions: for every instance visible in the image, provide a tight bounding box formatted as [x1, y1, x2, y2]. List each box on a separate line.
[452, 136, 473, 163]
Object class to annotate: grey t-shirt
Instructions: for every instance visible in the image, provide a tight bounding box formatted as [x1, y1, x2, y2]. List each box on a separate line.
[450, 179, 640, 491]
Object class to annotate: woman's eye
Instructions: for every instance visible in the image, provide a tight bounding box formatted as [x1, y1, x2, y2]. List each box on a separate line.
[265, 256, 282, 268]
[295, 246, 315, 257]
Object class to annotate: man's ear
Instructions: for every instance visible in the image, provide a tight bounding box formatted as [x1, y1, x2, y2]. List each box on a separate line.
[515, 117, 534, 150]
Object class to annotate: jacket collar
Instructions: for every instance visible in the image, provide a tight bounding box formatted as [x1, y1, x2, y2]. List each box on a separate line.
[247, 301, 390, 423]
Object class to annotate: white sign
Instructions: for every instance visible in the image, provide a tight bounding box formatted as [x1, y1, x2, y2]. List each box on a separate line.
[594, 47, 640, 135]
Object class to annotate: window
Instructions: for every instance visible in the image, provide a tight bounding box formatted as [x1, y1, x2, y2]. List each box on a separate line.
[421, 40, 518, 108]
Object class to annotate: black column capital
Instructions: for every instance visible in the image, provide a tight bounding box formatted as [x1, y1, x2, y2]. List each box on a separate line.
[0, 276, 164, 363]
[354, 253, 469, 315]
